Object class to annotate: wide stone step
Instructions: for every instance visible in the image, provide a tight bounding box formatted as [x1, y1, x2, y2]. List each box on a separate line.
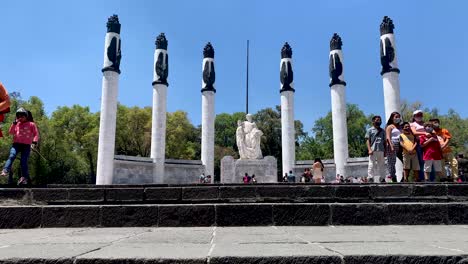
[2, 226, 468, 264]
[1, 183, 468, 205]
[1, 202, 468, 228]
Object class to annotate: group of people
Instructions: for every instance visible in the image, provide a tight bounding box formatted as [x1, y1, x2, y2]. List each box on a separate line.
[198, 173, 212, 184]
[280, 158, 325, 183]
[366, 110, 462, 183]
[242, 173, 257, 184]
[0, 82, 39, 186]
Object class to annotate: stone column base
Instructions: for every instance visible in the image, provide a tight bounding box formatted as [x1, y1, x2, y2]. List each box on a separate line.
[221, 156, 277, 183]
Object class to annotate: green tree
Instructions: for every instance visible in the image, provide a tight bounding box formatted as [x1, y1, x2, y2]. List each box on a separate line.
[165, 110, 200, 159]
[254, 106, 306, 178]
[298, 103, 370, 160]
[48, 105, 99, 183]
[214, 112, 245, 149]
[115, 104, 152, 157]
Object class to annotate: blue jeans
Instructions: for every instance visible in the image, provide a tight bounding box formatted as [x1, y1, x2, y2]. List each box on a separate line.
[3, 143, 31, 181]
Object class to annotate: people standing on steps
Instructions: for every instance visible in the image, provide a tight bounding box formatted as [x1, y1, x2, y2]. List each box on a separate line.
[312, 158, 324, 184]
[410, 110, 430, 181]
[420, 123, 444, 182]
[400, 122, 419, 182]
[366, 116, 386, 183]
[385, 112, 401, 182]
[431, 118, 458, 182]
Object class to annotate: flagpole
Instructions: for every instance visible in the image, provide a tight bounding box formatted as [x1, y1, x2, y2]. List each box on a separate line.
[246, 40, 249, 114]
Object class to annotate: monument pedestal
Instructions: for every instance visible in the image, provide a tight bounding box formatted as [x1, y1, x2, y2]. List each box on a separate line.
[221, 156, 277, 183]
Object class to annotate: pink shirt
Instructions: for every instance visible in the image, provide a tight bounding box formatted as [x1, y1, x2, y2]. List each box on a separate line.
[9, 121, 39, 145]
[410, 121, 425, 134]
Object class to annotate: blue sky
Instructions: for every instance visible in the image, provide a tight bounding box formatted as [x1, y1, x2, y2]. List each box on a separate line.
[1, 0, 466, 132]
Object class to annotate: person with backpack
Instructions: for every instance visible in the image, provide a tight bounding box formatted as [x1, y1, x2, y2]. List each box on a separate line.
[0, 108, 39, 185]
[366, 116, 386, 183]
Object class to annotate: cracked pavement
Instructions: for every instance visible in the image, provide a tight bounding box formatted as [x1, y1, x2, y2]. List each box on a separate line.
[1, 226, 468, 263]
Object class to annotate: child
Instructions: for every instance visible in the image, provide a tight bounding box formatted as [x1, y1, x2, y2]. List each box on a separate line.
[420, 123, 443, 182]
[1, 108, 39, 185]
[400, 122, 419, 182]
[431, 118, 458, 182]
[366, 116, 386, 183]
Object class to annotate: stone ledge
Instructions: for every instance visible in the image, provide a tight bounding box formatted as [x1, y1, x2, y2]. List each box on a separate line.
[1, 184, 468, 205]
[0, 256, 466, 264]
[0, 203, 467, 228]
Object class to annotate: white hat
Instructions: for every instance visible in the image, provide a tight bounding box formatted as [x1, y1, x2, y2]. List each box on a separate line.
[413, 110, 423, 116]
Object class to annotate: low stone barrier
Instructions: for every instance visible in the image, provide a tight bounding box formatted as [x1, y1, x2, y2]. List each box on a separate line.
[1, 202, 468, 228]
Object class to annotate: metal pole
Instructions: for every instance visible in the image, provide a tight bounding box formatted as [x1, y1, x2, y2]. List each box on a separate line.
[246, 40, 249, 114]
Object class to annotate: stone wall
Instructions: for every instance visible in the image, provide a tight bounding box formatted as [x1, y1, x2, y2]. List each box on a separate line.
[113, 155, 205, 184]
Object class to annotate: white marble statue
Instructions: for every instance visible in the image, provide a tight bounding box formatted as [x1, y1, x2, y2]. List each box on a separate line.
[236, 114, 263, 159]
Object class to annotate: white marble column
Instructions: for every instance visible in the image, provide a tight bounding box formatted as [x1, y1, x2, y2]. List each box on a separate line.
[96, 15, 122, 185]
[329, 33, 349, 177]
[380, 16, 401, 121]
[279, 42, 295, 176]
[151, 33, 169, 183]
[380, 16, 403, 181]
[201, 43, 216, 181]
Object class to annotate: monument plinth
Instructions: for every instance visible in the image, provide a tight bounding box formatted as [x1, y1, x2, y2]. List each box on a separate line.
[221, 155, 277, 183]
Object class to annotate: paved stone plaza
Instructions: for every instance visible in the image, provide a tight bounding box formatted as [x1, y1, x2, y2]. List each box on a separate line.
[1, 226, 468, 263]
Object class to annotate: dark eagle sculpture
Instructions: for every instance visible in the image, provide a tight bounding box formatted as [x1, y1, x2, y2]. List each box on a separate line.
[280, 60, 293, 90]
[203, 61, 215, 91]
[155, 52, 168, 85]
[105, 36, 121, 73]
[380, 37, 396, 75]
[329, 53, 345, 87]
[202, 42, 216, 92]
[280, 42, 294, 92]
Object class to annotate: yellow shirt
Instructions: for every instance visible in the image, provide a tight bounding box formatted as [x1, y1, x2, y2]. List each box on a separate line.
[400, 133, 415, 154]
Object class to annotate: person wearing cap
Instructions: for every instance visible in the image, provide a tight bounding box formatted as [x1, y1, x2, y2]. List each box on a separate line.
[0, 82, 11, 137]
[430, 118, 458, 182]
[410, 110, 431, 181]
[0, 107, 39, 185]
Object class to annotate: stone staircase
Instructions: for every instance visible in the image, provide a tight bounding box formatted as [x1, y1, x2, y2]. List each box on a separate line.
[1, 183, 468, 228]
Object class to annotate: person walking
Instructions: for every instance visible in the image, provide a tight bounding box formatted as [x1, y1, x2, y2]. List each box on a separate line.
[312, 158, 324, 184]
[1, 108, 39, 185]
[366, 116, 386, 183]
[385, 112, 402, 182]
